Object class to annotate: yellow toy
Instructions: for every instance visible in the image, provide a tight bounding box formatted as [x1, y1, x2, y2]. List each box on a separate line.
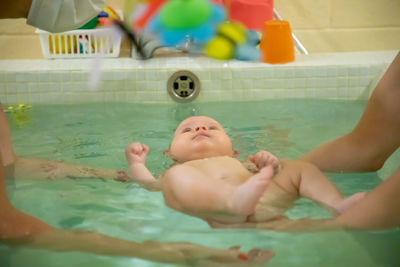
[4, 104, 32, 127]
[205, 22, 260, 61]
[205, 22, 246, 60]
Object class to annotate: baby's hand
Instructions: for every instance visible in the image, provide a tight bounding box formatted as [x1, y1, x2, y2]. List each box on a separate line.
[125, 142, 149, 165]
[248, 151, 279, 169]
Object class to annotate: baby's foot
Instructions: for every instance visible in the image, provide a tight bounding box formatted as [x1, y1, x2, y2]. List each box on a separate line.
[335, 192, 367, 215]
[228, 166, 274, 215]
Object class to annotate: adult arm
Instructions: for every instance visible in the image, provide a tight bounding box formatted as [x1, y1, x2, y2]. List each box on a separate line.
[0, 105, 17, 168]
[301, 52, 400, 172]
[1, 154, 273, 265]
[334, 167, 400, 229]
[5, 230, 274, 266]
[13, 157, 127, 181]
[1, 105, 126, 181]
[0, 151, 54, 239]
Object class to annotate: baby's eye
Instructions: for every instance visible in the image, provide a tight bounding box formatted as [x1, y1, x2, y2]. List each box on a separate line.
[182, 128, 192, 133]
[209, 126, 218, 130]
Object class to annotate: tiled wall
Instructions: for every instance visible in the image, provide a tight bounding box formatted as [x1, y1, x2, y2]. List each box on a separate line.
[0, 51, 396, 105]
[0, 0, 399, 59]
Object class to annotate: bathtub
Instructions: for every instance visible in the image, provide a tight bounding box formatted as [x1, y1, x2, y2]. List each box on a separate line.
[0, 50, 399, 266]
[0, 50, 396, 105]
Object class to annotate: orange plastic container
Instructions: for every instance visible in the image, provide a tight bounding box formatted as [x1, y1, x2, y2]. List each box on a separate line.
[228, 0, 273, 31]
[260, 20, 294, 64]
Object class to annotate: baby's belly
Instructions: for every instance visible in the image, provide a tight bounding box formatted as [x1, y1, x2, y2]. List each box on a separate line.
[183, 156, 252, 185]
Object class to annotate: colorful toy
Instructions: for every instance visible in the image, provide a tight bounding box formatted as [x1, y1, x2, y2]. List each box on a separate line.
[133, 0, 169, 29]
[98, 6, 122, 27]
[4, 104, 32, 127]
[4, 104, 32, 113]
[205, 22, 260, 61]
[79, 6, 121, 29]
[146, 0, 225, 47]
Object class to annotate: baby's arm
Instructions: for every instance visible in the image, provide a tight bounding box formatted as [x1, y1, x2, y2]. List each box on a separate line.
[125, 142, 160, 191]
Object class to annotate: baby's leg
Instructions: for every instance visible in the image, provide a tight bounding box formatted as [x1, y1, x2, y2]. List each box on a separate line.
[273, 160, 365, 215]
[161, 165, 274, 223]
[230, 166, 274, 215]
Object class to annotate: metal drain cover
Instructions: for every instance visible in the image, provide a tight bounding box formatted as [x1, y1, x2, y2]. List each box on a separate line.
[167, 70, 200, 102]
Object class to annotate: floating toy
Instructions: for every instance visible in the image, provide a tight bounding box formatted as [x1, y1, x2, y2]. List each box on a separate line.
[79, 6, 121, 29]
[4, 104, 32, 113]
[133, 0, 169, 29]
[205, 22, 260, 61]
[4, 104, 32, 127]
[146, 0, 225, 48]
[98, 6, 122, 27]
[79, 16, 98, 29]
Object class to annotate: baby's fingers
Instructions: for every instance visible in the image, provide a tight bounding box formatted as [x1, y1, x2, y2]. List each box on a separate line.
[247, 249, 274, 264]
[131, 143, 144, 154]
[247, 155, 255, 163]
[142, 144, 149, 154]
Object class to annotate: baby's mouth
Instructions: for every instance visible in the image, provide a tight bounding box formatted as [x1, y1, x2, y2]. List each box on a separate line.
[192, 132, 210, 140]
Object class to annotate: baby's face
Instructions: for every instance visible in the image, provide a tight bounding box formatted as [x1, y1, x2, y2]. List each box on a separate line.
[169, 116, 234, 162]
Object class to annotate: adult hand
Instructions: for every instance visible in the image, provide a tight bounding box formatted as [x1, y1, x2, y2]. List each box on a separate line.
[141, 241, 274, 266]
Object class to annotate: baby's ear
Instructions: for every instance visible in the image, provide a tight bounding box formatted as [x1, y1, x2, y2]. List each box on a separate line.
[232, 150, 239, 158]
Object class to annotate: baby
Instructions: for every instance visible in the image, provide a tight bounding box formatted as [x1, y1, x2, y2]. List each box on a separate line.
[125, 116, 365, 224]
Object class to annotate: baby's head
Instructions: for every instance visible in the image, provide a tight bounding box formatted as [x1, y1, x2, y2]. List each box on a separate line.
[166, 116, 236, 163]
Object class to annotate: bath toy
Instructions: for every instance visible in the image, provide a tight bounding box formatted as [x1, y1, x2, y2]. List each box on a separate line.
[98, 6, 122, 27]
[228, 0, 273, 31]
[79, 16, 98, 29]
[79, 6, 121, 29]
[205, 22, 260, 61]
[4, 104, 32, 127]
[104, 6, 121, 20]
[4, 104, 32, 113]
[133, 0, 169, 29]
[147, 0, 226, 48]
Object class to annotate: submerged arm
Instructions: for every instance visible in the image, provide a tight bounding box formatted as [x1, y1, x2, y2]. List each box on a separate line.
[1, 154, 272, 265]
[13, 157, 126, 181]
[0, 105, 17, 170]
[4, 229, 273, 266]
[2, 105, 125, 181]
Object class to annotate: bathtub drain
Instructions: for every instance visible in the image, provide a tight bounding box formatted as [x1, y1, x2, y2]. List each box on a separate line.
[167, 70, 200, 102]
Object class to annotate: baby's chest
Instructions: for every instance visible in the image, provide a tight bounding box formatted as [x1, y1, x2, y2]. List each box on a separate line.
[186, 157, 252, 184]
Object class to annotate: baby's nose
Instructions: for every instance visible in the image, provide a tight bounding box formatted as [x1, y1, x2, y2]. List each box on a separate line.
[195, 126, 207, 131]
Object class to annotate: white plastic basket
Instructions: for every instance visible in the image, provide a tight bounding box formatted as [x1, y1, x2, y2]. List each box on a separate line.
[36, 28, 121, 59]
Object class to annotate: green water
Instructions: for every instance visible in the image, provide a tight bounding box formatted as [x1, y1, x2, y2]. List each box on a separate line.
[1, 100, 399, 266]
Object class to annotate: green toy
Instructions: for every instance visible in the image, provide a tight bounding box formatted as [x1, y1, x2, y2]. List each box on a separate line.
[159, 0, 212, 29]
[4, 104, 32, 127]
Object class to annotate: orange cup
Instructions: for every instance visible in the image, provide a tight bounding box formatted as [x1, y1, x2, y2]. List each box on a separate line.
[260, 20, 295, 64]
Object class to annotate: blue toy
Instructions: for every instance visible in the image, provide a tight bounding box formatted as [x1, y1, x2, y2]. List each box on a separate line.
[146, 0, 225, 48]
